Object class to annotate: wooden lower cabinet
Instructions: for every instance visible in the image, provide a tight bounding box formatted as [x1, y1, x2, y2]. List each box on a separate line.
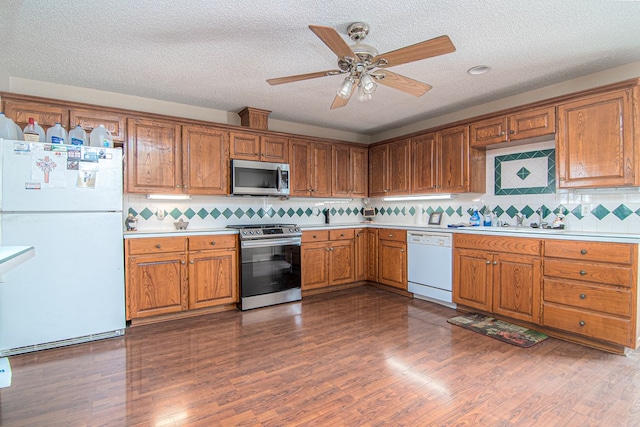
[125, 234, 238, 320]
[453, 234, 541, 324]
[366, 229, 378, 282]
[354, 228, 367, 281]
[301, 229, 354, 290]
[542, 240, 638, 348]
[377, 229, 407, 290]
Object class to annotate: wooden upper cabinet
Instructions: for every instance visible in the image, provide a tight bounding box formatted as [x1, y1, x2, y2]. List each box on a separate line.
[261, 135, 288, 163]
[369, 144, 388, 197]
[69, 108, 125, 145]
[332, 144, 368, 198]
[470, 106, 555, 147]
[289, 139, 331, 197]
[182, 125, 228, 195]
[126, 117, 183, 193]
[3, 100, 68, 131]
[229, 131, 260, 161]
[439, 125, 470, 193]
[557, 88, 637, 188]
[411, 133, 437, 193]
[369, 140, 410, 197]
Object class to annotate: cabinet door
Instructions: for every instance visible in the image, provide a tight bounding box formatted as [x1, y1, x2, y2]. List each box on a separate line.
[354, 229, 367, 281]
[332, 145, 352, 197]
[557, 89, 636, 188]
[301, 242, 330, 290]
[289, 140, 311, 197]
[387, 140, 411, 194]
[3, 100, 68, 131]
[188, 249, 237, 309]
[311, 142, 332, 197]
[453, 248, 492, 311]
[369, 144, 388, 197]
[126, 252, 188, 319]
[350, 145, 368, 197]
[126, 118, 182, 193]
[492, 253, 541, 323]
[411, 133, 437, 193]
[378, 240, 407, 290]
[509, 106, 555, 141]
[261, 135, 288, 163]
[439, 125, 469, 193]
[470, 116, 508, 147]
[69, 108, 125, 145]
[229, 131, 260, 160]
[366, 229, 378, 282]
[330, 240, 355, 285]
[182, 125, 229, 195]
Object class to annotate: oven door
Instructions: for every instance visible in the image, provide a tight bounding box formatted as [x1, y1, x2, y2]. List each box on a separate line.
[240, 238, 301, 298]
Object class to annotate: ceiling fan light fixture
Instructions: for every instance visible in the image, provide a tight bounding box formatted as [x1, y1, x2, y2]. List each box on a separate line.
[357, 86, 372, 102]
[360, 73, 377, 94]
[337, 77, 354, 98]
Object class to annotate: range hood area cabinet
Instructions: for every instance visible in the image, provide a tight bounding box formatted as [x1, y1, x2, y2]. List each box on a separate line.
[556, 86, 639, 189]
[469, 106, 556, 147]
[126, 118, 228, 194]
[229, 131, 289, 163]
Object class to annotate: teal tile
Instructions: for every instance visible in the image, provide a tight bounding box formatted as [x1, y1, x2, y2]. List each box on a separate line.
[456, 206, 463, 216]
[210, 208, 221, 219]
[521, 205, 534, 218]
[305, 208, 313, 216]
[170, 208, 182, 219]
[636, 208, 640, 217]
[234, 208, 244, 218]
[197, 208, 208, 219]
[612, 205, 633, 220]
[492, 206, 504, 217]
[257, 208, 265, 218]
[246, 208, 256, 218]
[591, 205, 610, 220]
[409, 206, 416, 215]
[540, 205, 551, 219]
[267, 208, 276, 217]
[516, 167, 531, 180]
[128, 207, 138, 216]
[140, 208, 153, 220]
[571, 205, 583, 219]
[277, 208, 286, 217]
[435, 206, 444, 213]
[426, 206, 434, 215]
[393, 207, 401, 215]
[445, 206, 455, 216]
[553, 205, 569, 216]
[286, 208, 295, 217]
[184, 208, 195, 219]
[346, 207, 352, 215]
[222, 208, 234, 219]
[295, 208, 304, 217]
[505, 206, 519, 218]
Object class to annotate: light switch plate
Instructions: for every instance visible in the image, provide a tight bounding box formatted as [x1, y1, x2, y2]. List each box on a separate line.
[581, 204, 591, 217]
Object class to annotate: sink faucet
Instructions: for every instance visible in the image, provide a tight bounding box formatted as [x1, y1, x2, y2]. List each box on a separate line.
[515, 214, 524, 227]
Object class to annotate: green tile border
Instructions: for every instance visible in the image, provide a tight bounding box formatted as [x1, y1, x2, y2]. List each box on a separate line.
[495, 149, 556, 195]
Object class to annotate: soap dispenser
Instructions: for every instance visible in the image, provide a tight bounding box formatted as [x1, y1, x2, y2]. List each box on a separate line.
[469, 206, 480, 226]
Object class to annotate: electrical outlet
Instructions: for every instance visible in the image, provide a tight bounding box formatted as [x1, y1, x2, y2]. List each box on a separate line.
[156, 208, 165, 220]
[581, 204, 591, 217]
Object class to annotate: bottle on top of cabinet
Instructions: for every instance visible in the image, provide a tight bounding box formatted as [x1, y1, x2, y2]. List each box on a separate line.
[68, 125, 88, 146]
[46, 123, 67, 144]
[89, 124, 113, 148]
[23, 118, 45, 142]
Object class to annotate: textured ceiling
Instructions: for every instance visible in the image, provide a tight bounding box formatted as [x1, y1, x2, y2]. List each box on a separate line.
[1, 0, 640, 137]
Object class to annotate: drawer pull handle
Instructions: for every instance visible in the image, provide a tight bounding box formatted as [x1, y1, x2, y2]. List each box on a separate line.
[580, 249, 587, 255]
[580, 270, 587, 276]
[155, 244, 161, 249]
[210, 241, 216, 245]
[340, 233, 344, 237]
[579, 293, 586, 299]
[579, 320, 585, 327]
[313, 234, 317, 238]
[389, 234, 394, 237]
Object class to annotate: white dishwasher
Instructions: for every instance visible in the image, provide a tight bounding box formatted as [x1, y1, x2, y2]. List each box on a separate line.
[407, 231, 455, 308]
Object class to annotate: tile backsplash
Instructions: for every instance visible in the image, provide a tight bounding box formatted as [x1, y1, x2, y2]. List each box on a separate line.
[124, 140, 640, 234]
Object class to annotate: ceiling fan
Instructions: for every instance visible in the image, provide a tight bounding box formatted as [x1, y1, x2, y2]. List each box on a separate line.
[267, 22, 456, 109]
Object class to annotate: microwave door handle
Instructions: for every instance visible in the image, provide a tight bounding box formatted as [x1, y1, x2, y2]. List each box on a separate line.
[276, 166, 282, 192]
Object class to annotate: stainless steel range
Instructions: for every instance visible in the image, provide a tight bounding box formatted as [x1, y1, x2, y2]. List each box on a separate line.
[227, 224, 302, 310]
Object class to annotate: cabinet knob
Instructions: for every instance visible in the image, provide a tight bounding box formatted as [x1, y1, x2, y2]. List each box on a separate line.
[486, 260, 491, 264]
[580, 270, 587, 276]
[579, 320, 586, 327]
[580, 249, 587, 255]
[210, 241, 216, 245]
[325, 247, 330, 252]
[340, 233, 344, 237]
[313, 234, 317, 238]
[181, 260, 186, 265]
[400, 249, 405, 253]
[189, 260, 194, 264]
[493, 261, 498, 265]
[509, 129, 515, 135]
[389, 234, 394, 237]
[155, 244, 161, 249]
[330, 247, 334, 251]
[579, 293, 586, 299]
[176, 185, 181, 188]
[499, 131, 505, 136]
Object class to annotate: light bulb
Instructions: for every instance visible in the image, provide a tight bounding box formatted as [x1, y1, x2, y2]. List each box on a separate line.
[360, 73, 377, 94]
[357, 86, 372, 102]
[337, 77, 354, 99]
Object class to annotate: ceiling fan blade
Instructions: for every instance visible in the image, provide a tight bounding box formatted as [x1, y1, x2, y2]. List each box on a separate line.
[309, 25, 357, 59]
[330, 83, 356, 109]
[374, 35, 455, 68]
[375, 70, 432, 97]
[267, 70, 342, 86]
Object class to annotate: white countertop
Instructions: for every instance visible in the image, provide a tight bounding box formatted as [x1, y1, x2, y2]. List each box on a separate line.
[124, 228, 238, 239]
[0, 246, 35, 276]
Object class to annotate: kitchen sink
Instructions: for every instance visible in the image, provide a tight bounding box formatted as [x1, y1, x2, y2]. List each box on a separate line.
[477, 226, 564, 234]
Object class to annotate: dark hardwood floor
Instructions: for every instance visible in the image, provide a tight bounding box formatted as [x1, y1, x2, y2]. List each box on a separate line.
[2, 286, 640, 426]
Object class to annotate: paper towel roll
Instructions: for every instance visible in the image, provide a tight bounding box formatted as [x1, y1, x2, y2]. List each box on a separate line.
[415, 204, 424, 225]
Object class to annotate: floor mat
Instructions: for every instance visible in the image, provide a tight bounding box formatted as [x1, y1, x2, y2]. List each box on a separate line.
[448, 313, 549, 348]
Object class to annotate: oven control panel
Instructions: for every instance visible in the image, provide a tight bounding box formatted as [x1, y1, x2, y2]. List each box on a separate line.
[237, 226, 301, 240]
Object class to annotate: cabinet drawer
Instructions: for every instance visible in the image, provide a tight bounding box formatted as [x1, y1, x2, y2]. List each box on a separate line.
[544, 259, 633, 287]
[127, 237, 186, 255]
[543, 303, 632, 346]
[543, 279, 632, 317]
[189, 234, 237, 251]
[302, 230, 329, 243]
[544, 240, 635, 264]
[330, 228, 354, 241]
[378, 229, 406, 242]
[454, 234, 540, 255]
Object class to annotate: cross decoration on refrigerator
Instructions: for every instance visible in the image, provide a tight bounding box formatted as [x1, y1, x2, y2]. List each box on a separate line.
[0, 139, 125, 356]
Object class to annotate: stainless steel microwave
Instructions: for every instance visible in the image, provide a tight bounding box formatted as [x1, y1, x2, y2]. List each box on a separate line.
[231, 159, 290, 196]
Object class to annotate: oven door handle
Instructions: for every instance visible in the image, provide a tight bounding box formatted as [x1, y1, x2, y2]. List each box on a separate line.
[241, 238, 301, 249]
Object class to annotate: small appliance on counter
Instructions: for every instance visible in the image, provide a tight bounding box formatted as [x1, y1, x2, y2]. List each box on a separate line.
[363, 200, 375, 222]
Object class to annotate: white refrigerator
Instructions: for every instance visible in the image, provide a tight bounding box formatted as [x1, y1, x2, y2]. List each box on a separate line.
[0, 139, 125, 356]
